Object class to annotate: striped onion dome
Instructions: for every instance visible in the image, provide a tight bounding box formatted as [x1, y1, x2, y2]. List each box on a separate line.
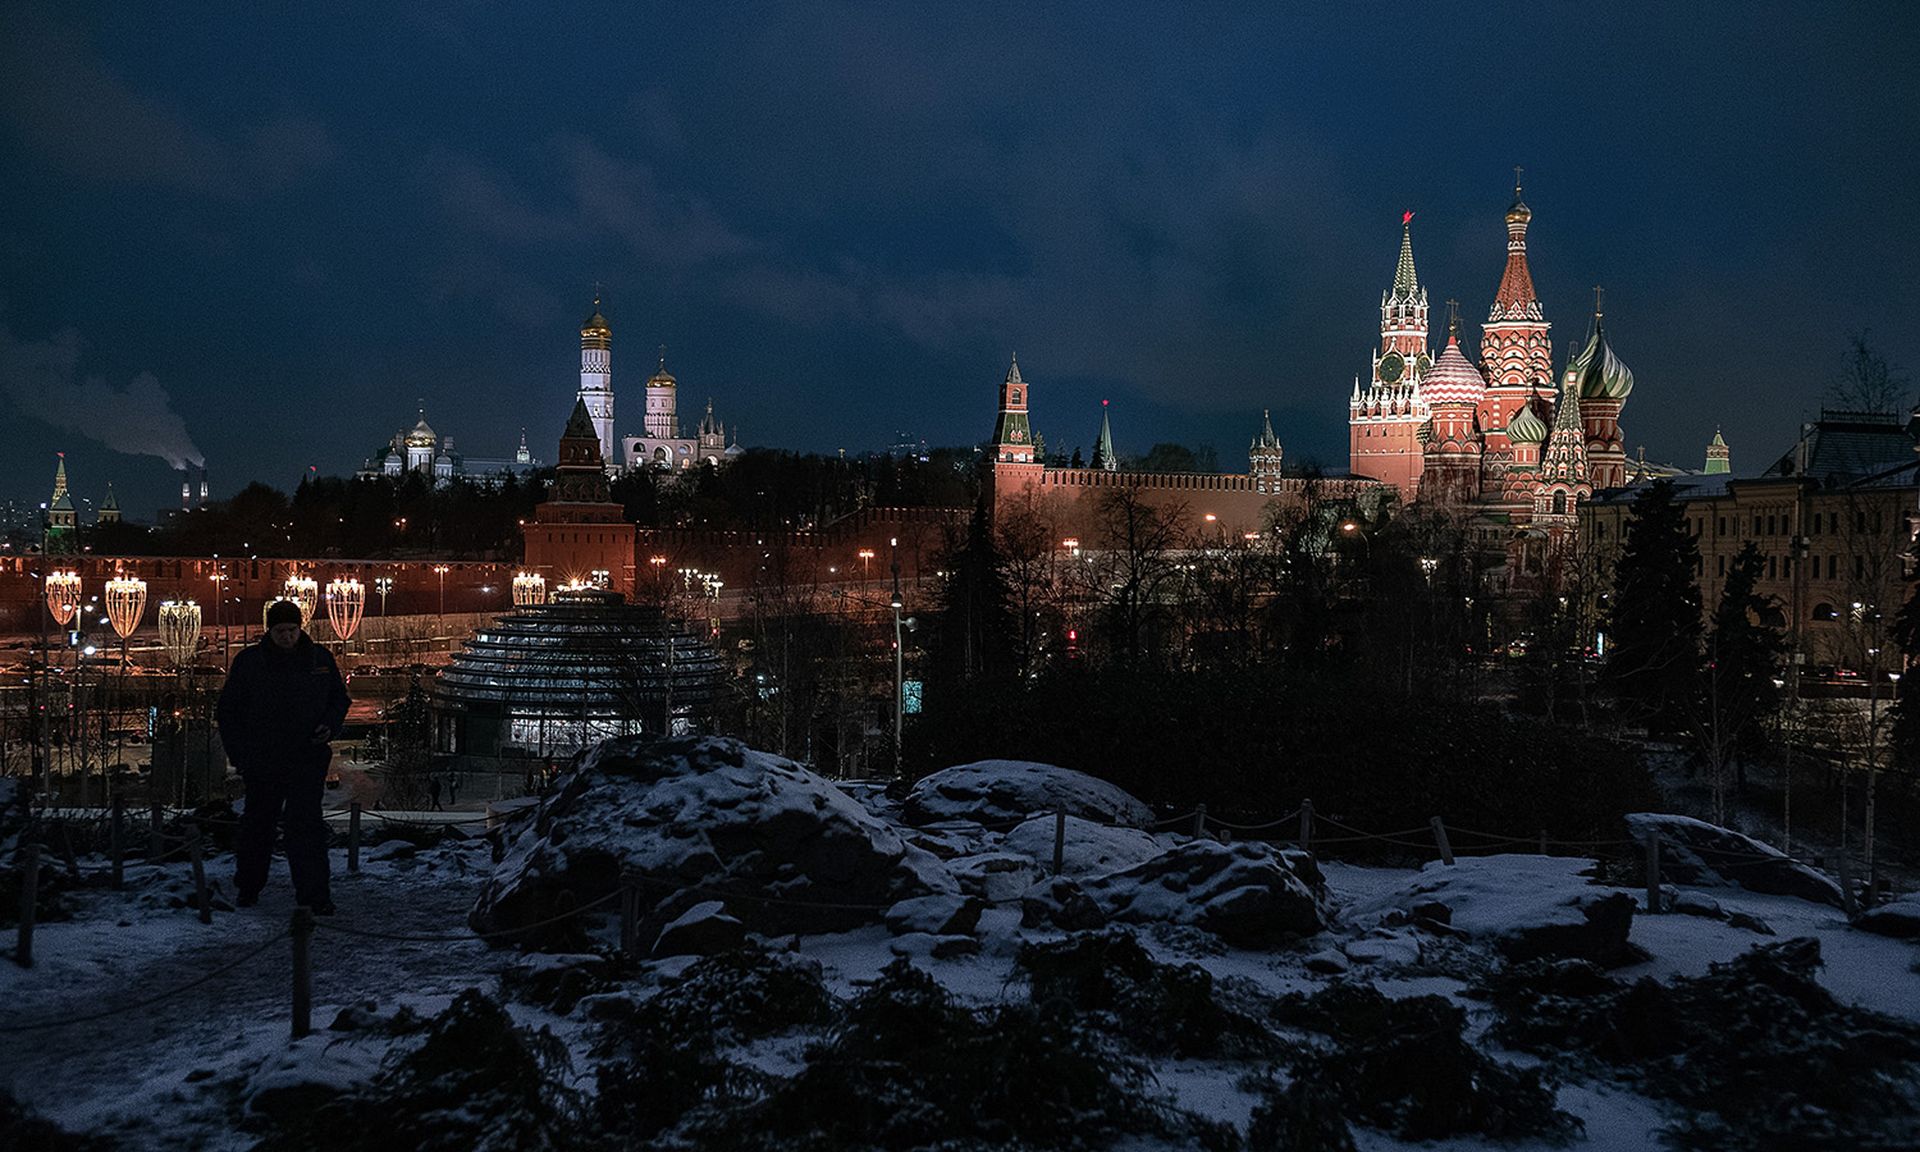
[1422, 334, 1486, 406]
[1572, 313, 1634, 401]
[433, 590, 726, 721]
[1506, 398, 1550, 445]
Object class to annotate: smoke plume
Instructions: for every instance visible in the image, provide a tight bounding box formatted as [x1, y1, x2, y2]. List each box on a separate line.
[0, 324, 205, 468]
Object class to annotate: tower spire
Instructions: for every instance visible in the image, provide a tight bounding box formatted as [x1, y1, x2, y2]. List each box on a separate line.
[1392, 211, 1419, 301]
[1093, 399, 1118, 471]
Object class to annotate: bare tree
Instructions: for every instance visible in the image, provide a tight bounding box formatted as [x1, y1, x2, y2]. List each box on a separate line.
[1827, 332, 1911, 414]
[1090, 488, 1187, 665]
[995, 491, 1062, 677]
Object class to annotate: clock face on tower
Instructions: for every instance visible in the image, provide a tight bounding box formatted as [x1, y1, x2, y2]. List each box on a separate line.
[1415, 353, 1432, 376]
[1378, 352, 1405, 384]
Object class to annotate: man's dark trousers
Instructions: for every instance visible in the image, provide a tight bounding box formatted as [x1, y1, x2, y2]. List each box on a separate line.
[236, 765, 330, 905]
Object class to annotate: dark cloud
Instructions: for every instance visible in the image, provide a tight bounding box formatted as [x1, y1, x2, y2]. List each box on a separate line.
[1, 2, 1916, 514]
[0, 6, 240, 195]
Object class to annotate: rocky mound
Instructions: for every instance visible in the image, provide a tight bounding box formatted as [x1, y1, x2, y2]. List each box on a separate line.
[903, 760, 1154, 829]
[1353, 856, 1638, 966]
[1001, 814, 1163, 877]
[1857, 893, 1920, 939]
[1625, 812, 1843, 908]
[1076, 840, 1328, 948]
[471, 736, 951, 947]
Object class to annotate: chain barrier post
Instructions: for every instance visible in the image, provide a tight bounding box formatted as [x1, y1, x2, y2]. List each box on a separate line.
[1052, 811, 1067, 875]
[291, 907, 315, 1039]
[14, 842, 37, 968]
[149, 802, 164, 862]
[59, 823, 80, 878]
[1430, 817, 1455, 866]
[110, 795, 125, 890]
[1190, 803, 1207, 839]
[1538, 828, 1549, 856]
[1836, 849, 1858, 918]
[348, 802, 361, 874]
[1298, 799, 1313, 851]
[188, 822, 211, 925]
[1644, 833, 1661, 913]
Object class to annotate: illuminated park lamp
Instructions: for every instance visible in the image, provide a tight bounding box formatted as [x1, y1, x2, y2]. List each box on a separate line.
[1203, 513, 1217, 523]
[325, 577, 366, 641]
[46, 569, 82, 627]
[262, 574, 320, 628]
[158, 601, 202, 666]
[512, 572, 548, 607]
[104, 575, 148, 641]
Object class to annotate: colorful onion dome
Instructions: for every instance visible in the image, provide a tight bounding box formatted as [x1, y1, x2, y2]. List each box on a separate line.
[1422, 332, 1486, 406]
[1571, 310, 1634, 401]
[1506, 397, 1549, 444]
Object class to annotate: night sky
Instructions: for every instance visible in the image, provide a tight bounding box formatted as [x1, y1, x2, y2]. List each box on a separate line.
[3, 2, 1917, 517]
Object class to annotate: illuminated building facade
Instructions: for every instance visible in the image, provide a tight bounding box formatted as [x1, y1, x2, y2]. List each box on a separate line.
[1345, 180, 1637, 554]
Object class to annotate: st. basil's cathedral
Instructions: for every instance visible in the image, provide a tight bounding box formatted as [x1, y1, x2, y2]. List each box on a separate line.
[1348, 178, 1636, 547]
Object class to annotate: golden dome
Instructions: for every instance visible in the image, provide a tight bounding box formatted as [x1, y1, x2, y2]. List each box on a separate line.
[581, 296, 610, 333]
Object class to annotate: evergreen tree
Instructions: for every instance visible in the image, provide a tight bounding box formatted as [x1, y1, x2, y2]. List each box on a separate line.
[1696, 543, 1784, 820]
[1889, 574, 1920, 770]
[925, 500, 1016, 689]
[1604, 479, 1702, 734]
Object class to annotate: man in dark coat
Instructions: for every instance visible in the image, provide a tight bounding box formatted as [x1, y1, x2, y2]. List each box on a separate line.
[217, 599, 350, 912]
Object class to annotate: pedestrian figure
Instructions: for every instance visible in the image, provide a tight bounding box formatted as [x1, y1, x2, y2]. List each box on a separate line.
[429, 775, 443, 811]
[217, 600, 349, 914]
[446, 774, 459, 807]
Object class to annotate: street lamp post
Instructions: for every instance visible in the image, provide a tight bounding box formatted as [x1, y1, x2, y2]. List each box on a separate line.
[890, 537, 904, 774]
[374, 576, 394, 618]
[209, 566, 229, 669]
[433, 565, 450, 623]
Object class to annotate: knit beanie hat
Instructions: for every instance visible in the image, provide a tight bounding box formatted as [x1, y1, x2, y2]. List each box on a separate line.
[265, 600, 303, 628]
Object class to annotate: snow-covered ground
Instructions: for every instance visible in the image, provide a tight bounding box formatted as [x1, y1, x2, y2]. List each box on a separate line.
[4, 763, 1918, 1151]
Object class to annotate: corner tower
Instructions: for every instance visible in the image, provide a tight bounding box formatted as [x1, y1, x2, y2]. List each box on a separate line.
[578, 297, 616, 474]
[1349, 213, 1431, 503]
[988, 354, 1044, 514]
[991, 355, 1035, 464]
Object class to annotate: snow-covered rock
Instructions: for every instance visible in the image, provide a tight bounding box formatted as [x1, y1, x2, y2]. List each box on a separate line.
[1021, 876, 1109, 931]
[1354, 856, 1638, 967]
[653, 901, 747, 957]
[1344, 930, 1421, 966]
[1002, 814, 1163, 877]
[949, 852, 1043, 902]
[1304, 947, 1350, 974]
[470, 735, 952, 945]
[1857, 894, 1920, 939]
[1625, 812, 1844, 908]
[903, 760, 1154, 829]
[1078, 840, 1327, 949]
[884, 893, 983, 937]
